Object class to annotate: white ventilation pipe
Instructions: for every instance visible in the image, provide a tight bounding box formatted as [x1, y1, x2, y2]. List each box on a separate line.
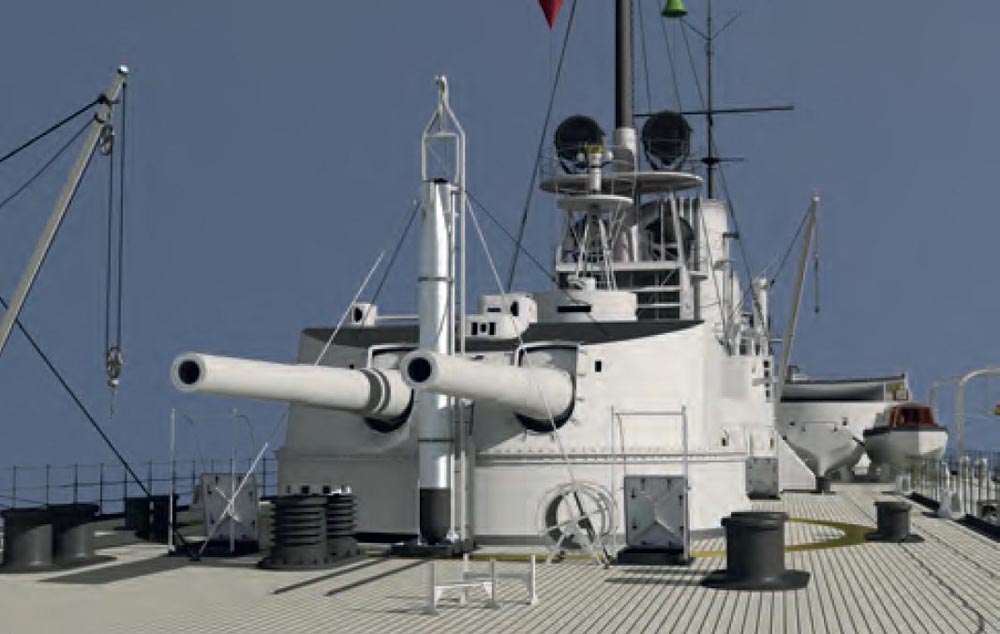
[415, 179, 455, 544]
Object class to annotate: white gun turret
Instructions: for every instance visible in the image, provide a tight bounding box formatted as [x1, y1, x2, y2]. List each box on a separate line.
[401, 350, 575, 425]
[171, 353, 412, 422]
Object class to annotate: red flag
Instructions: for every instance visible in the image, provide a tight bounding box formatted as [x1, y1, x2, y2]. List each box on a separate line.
[538, 0, 564, 29]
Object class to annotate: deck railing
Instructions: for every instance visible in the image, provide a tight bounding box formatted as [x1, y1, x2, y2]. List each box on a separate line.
[910, 451, 1000, 525]
[0, 455, 279, 518]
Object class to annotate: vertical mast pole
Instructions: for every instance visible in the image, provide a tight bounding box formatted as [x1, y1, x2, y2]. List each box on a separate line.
[705, 0, 716, 198]
[614, 0, 637, 159]
[416, 77, 466, 548]
[615, 0, 634, 129]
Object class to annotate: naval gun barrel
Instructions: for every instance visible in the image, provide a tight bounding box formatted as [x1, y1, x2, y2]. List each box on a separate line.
[401, 350, 575, 425]
[171, 353, 412, 422]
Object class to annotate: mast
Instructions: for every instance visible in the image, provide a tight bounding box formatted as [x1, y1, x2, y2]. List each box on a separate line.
[615, 0, 633, 129]
[614, 0, 637, 159]
[705, 0, 717, 197]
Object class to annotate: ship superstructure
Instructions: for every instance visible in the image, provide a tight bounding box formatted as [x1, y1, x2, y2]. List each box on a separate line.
[171, 0, 817, 554]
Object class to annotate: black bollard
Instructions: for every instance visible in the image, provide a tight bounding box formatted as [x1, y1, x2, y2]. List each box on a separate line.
[814, 476, 832, 495]
[147, 495, 178, 541]
[702, 511, 810, 591]
[0, 507, 57, 573]
[865, 500, 923, 543]
[259, 495, 331, 570]
[325, 493, 362, 561]
[123, 496, 149, 531]
[50, 503, 110, 568]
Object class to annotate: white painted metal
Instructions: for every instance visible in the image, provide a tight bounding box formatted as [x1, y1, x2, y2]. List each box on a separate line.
[774, 196, 819, 403]
[533, 287, 637, 323]
[171, 352, 411, 420]
[402, 350, 574, 422]
[416, 181, 454, 492]
[420, 75, 467, 539]
[0, 66, 129, 358]
[200, 473, 259, 544]
[623, 475, 687, 550]
[539, 170, 702, 195]
[866, 428, 948, 473]
[952, 366, 1000, 458]
[169, 408, 176, 550]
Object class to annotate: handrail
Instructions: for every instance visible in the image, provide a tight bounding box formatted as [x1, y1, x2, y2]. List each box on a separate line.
[0, 455, 278, 515]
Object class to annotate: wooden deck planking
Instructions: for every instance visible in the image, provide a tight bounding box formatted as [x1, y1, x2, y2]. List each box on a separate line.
[3, 483, 1000, 634]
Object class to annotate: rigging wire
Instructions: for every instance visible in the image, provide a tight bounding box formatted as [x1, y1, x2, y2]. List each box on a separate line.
[102, 83, 127, 412]
[676, 16, 774, 341]
[465, 189, 614, 338]
[770, 203, 813, 287]
[0, 86, 190, 548]
[237, 197, 421, 545]
[637, 0, 654, 112]
[104, 125, 115, 358]
[467, 201, 609, 566]
[0, 97, 100, 167]
[507, 0, 579, 289]
[313, 199, 420, 366]
[656, 0, 684, 111]
[0, 292, 193, 552]
[116, 84, 127, 349]
[0, 120, 91, 215]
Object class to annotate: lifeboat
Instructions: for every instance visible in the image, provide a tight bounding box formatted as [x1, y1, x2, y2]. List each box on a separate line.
[863, 403, 948, 475]
[778, 373, 908, 486]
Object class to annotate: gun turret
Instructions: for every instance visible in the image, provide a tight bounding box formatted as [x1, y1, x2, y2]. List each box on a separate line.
[401, 350, 575, 427]
[171, 353, 412, 423]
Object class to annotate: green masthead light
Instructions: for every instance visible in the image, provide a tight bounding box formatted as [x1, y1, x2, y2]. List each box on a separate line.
[662, 0, 688, 18]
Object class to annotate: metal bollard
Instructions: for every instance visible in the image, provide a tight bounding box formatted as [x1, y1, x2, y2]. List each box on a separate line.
[866, 500, 923, 543]
[702, 511, 810, 591]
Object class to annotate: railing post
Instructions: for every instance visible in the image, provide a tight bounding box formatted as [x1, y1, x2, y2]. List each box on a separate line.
[45, 464, 51, 505]
[122, 463, 127, 514]
[147, 460, 153, 495]
[73, 463, 79, 503]
[191, 459, 197, 503]
[99, 463, 105, 514]
[11, 465, 17, 509]
[262, 456, 269, 497]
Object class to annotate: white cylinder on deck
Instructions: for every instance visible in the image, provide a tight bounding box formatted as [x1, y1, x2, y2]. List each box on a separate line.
[402, 350, 575, 423]
[171, 352, 411, 421]
[417, 180, 454, 490]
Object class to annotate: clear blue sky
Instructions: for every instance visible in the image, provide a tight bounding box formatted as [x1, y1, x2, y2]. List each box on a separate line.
[0, 0, 997, 472]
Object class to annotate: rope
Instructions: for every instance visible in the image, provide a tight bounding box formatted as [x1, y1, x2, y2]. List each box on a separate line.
[0, 292, 193, 553]
[506, 0, 579, 289]
[656, 0, 684, 111]
[637, 0, 653, 112]
[0, 120, 90, 215]
[104, 123, 115, 356]
[465, 190, 613, 338]
[0, 97, 100, 166]
[676, 18, 772, 344]
[116, 83, 127, 347]
[467, 201, 609, 566]
[313, 199, 419, 366]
